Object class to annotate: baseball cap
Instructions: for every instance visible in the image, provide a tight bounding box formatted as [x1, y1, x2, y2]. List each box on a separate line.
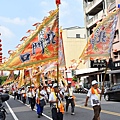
[53, 83, 58, 88]
[92, 80, 98, 85]
[68, 81, 72, 84]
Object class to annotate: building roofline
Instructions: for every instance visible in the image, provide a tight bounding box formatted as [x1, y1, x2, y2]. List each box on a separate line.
[63, 26, 85, 30]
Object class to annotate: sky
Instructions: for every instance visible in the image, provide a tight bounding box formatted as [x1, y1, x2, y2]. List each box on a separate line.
[0, 0, 84, 59]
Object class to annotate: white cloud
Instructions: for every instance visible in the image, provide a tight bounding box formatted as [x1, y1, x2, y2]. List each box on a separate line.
[0, 26, 15, 39]
[40, 1, 48, 6]
[60, 0, 70, 17]
[27, 17, 40, 24]
[0, 16, 26, 25]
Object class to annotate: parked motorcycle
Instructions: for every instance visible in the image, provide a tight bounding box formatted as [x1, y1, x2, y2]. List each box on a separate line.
[0, 93, 9, 120]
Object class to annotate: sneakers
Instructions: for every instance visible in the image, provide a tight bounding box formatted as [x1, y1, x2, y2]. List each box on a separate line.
[71, 112, 75, 115]
[38, 114, 40, 118]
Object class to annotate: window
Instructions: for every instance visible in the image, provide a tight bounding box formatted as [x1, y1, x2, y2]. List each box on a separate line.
[76, 34, 80, 38]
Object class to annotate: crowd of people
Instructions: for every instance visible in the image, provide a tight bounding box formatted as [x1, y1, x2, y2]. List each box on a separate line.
[4, 78, 104, 120]
[11, 80, 75, 120]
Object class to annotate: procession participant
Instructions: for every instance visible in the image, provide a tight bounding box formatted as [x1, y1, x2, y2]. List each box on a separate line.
[65, 81, 75, 115]
[21, 87, 26, 104]
[17, 88, 21, 100]
[36, 85, 46, 118]
[49, 83, 64, 120]
[28, 87, 36, 110]
[27, 87, 31, 104]
[84, 80, 103, 120]
[42, 84, 48, 103]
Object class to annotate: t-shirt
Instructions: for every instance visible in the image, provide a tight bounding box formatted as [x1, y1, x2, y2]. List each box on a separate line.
[66, 87, 74, 99]
[49, 91, 62, 107]
[87, 88, 101, 106]
[36, 89, 47, 100]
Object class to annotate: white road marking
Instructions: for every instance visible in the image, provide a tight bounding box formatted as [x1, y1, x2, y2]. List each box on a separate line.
[5, 101, 19, 120]
[18, 99, 53, 120]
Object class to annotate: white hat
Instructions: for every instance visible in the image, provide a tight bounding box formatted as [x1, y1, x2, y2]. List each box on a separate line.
[49, 84, 52, 86]
[68, 81, 71, 84]
[92, 80, 98, 85]
[53, 83, 58, 88]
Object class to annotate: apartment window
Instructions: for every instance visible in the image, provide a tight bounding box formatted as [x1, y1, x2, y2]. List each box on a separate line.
[114, 30, 119, 39]
[76, 34, 80, 38]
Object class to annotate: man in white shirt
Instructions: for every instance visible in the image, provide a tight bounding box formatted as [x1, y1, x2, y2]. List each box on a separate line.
[85, 80, 103, 120]
[49, 83, 64, 120]
[65, 81, 75, 115]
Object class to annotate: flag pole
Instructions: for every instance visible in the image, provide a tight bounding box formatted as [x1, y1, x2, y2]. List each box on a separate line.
[56, 1, 60, 88]
[56, 0, 60, 110]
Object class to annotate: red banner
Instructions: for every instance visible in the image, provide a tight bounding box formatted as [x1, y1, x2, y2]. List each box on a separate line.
[1, 9, 58, 70]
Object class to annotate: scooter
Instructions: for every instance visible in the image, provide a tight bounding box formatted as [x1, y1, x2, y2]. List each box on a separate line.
[0, 93, 9, 120]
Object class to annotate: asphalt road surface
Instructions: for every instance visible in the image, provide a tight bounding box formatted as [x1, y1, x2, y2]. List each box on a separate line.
[3, 93, 120, 120]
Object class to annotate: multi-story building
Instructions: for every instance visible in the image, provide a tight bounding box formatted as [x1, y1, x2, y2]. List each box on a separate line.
[82, 0, 120, 85]
[83, 0, 115, 37]
[62, 26, 87, 70]
[62, 26, 87, 82]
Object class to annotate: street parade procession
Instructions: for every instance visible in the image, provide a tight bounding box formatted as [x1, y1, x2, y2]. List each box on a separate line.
[0, 0, 120, 120]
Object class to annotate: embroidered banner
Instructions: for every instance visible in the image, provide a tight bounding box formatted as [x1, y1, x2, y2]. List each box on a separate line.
[1, 9, 58, 70]
[80, 9, 119, 60]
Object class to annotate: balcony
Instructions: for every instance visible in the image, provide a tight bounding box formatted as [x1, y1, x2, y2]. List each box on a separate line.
[85, 0, 103, 14]
[108, 1, 116, 12]
[86, 10, 104, 28]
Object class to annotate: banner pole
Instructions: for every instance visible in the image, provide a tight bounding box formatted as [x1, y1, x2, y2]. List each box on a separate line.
[56, 1, 60, 110]
[56, 3, 59, 87]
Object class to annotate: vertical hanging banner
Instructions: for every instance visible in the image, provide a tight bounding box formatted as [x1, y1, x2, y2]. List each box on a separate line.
[80, 9, 119, 60]
[2, 71, 15, 85]
[59, 29, 65, 67]
[2, 9, 58, 70]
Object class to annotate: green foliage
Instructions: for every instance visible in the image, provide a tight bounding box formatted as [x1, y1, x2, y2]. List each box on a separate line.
[0, 76, 8, 85]
[72, 76, 77, 82]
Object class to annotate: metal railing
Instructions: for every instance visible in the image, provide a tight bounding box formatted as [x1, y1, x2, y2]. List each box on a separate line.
[86, 10, 104, 28]
[85, 0, 103, 13]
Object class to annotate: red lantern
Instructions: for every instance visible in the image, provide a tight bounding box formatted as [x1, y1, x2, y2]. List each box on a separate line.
[0, 53, 2, 55]
[0, 39, 1, 42]
[0, 48, 2, 51]
[0, 44, 2, 47]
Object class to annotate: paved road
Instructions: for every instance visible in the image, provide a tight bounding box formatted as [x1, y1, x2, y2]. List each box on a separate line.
[3, 93, 120, 120]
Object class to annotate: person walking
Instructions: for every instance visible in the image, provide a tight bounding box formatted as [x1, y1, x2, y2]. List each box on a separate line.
[84, 80, 103, 120]
[29, 87, 36, 110]
[49, 83, 64, 120]
[21, 87, 26, 104]
[36, 85, 46, 118]
[65, 81, 75, 115]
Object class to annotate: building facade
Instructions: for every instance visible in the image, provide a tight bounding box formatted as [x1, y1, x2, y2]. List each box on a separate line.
[83, 0, 120, 85]
[62, 26, 87, 70]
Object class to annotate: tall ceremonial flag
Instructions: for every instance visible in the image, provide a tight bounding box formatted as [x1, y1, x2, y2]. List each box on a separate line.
[80, 9, 119, 60]
[1, 9, 59, 70]
[2, 71, 15, 85]
[17, 70, 25, 88]
[56, 0, 61, 5]
[59, 28, 66, 67]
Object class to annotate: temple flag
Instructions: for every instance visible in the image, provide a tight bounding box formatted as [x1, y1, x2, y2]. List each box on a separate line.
[80, 9, 119, 61]
[0, 9, 59, 70]
[56, 0, 61, 5]
[59, 29, 66, 67]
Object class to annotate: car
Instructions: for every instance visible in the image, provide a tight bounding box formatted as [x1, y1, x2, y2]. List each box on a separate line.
[104, 84, 120, 101]
[73, 87, 88, 94]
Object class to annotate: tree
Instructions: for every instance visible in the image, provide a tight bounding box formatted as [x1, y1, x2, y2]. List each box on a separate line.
[0, 76, 8, 85]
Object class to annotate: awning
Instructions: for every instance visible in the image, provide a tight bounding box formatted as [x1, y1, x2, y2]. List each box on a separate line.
[107, 69, 120, 74]
[75, 68, 104, 77]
